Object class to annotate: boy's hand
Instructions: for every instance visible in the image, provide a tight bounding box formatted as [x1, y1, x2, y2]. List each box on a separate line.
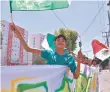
[77, 50, 81, 58]
[76, 50, 81, 62]
[10, 23, 19, 38]
[10, 23, 16, 32]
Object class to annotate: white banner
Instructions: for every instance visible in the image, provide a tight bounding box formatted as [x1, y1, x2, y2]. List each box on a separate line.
[1, 65, 99, 92]
[1, 65, 75, 92]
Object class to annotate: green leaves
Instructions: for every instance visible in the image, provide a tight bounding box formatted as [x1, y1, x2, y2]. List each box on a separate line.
[54, 28, 78, 51]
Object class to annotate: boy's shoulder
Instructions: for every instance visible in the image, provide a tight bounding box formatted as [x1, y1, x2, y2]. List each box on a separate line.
[66, 53, 74, 59]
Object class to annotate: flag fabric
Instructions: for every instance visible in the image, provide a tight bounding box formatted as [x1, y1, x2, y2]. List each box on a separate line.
[74, 64, 99, 92]
[10, 0, 71, 12]
[1, 65, 74, 92]
[92, 40, 110, 61]
[1, 65, 99, 92]
[41, 33, 68, 52]
[42, 33, 56, 51]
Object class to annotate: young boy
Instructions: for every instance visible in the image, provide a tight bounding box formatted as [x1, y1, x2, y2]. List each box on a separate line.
[11, 23, 80, 79]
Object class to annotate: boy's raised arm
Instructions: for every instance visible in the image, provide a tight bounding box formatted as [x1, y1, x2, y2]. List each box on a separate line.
[11, 23, 41, 56]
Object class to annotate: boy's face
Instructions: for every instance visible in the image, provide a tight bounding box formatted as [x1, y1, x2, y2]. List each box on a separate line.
[54, 37, 66, 49]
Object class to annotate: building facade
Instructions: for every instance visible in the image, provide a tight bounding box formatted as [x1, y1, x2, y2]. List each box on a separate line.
[1, 20, 28, 66]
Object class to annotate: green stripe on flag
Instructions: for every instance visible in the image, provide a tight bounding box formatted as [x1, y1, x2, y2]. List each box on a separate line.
[42, 33, 68, 52]
[47, 33, 56, 50]
[10, 0, 71, 11]
[42, 33, 56, 51]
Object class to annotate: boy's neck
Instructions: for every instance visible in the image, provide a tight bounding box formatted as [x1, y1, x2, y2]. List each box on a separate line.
[56, 48, 64, 55]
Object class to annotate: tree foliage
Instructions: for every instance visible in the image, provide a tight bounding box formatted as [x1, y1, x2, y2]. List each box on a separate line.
[54, 28, 78, 51]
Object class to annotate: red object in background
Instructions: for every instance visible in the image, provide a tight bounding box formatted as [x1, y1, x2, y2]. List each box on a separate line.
[92, 40, 108, 55]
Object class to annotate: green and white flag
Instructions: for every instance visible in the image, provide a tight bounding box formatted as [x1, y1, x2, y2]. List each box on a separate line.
[42, 33, 56, 51]
[41, 33, 67, 52]
[10, 0, 71, 12]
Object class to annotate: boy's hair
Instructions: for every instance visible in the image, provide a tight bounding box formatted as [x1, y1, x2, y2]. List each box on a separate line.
[55, 34, 67, 42]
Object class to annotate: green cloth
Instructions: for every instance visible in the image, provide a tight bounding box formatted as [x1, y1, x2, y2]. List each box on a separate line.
[10, 0, 71, 12]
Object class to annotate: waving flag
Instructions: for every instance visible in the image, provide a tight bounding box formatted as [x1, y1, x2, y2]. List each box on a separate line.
[92, 40, 110, 61]
[10, 0, 71, 12]
[42, 33, 56, 51]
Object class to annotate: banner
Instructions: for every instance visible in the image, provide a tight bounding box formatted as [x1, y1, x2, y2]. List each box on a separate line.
[1, 65, 99, 92]
[1, 65, 74, 92]
[75, 64, 99, 92]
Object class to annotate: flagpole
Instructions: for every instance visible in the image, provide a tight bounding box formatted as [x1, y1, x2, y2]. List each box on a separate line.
[10, 13, 13, 23]
[10, 0, 13, 23]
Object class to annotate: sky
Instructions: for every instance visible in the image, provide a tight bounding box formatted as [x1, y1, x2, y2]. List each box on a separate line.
[1, 0, 109, 59]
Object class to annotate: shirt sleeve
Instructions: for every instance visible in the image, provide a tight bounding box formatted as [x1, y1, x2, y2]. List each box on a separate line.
[68, 56, 77, 73]
[41, 50, 50, 61]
